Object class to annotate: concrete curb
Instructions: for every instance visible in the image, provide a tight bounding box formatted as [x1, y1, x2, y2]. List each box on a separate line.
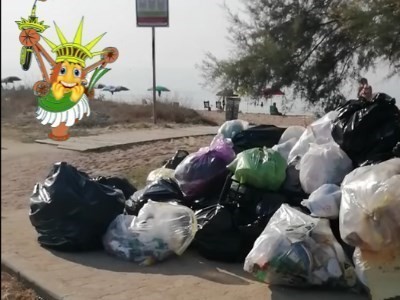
[2, 257, 61, 300]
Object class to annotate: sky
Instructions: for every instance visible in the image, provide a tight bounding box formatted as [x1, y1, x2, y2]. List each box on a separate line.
[2, 0, 399, 113]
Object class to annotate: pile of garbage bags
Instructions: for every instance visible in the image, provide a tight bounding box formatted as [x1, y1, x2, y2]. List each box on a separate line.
[29, 93, 399, 294]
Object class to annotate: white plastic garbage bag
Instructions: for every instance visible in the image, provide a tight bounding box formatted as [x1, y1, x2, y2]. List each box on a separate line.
[103, 201, 197, 265]
[217, 119, 249, 140]
[146, 168, 175, 185]
[339, 158, 400, 252]
[272, 138, 298, 161]
[299, 142, 353, 194]
[279, 126, 306, 144]
[288, 111, 339, 163]
[353, 248, 368, 287]
[244, 204, 357, 288]
[301, 184, 341, 219]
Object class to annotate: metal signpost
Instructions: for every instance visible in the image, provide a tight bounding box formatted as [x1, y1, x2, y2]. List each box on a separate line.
[136, 0, 169, 124]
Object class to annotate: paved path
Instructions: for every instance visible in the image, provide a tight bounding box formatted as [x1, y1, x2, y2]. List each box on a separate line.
[1, 210, 369, 300]
[36, 126, 219, 151]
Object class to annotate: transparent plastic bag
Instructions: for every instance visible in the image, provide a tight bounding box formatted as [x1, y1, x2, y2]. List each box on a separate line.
[339, 158, 400, 251]
[146, 168, 175, 185]
[218, 119, 249, 140]
[103, 201, 197, 265]
[279, 126, 306, 144]
[288, 111, 339, 163]
[272, 138, 298, 161]
[353, 248, 368, 287]
[301, 184, 341, 219]
[299, 142, 353, 194]
[174, 135, 235, 198]
[244, 204, 357, 288]
[228, 147, 287, 191]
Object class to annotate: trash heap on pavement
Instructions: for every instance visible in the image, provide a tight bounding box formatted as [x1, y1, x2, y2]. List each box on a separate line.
[29, 93, 400, 296]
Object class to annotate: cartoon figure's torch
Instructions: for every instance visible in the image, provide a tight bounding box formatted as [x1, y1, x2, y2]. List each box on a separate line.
[16, 0, 49, 71]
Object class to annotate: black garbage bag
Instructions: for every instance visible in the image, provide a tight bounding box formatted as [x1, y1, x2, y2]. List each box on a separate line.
[29, 162, 126, 251]
[330, 219, 355, 261]
[231, 125, 286, 154]
[189, 196, 220, 211]
[279, 157, 308, 205]
[124, 178, 184, 215]
[360, 141, 400, 167]
[193, 205, 247, 262]
[220, 176, 288, 237]
[332, 93, 400, 166]
[194, 177, 288, 263]
[94, 176, 137, 199]
[233, 190, 287, 251]
[163, 150, 189, 170]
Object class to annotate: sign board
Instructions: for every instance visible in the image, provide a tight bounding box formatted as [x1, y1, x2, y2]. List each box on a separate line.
[136, 0, 169, 27]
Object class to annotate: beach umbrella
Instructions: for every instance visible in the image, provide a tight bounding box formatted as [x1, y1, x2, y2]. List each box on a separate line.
[1, 76, 22, 89]
[116, 86, 129, 91]
[263, 88, 285, 98]
[94, 83, 106, 89]
[147, 85, 170, 97]
[216, 89, 238, 97]
[1, 76, 22, 84]
[102, 85, 130, 95]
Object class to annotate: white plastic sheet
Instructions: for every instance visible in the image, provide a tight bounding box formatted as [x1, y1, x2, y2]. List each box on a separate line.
[272, 138, 298, 161]
[288, 111, 339, 163]
[279, 126, 306, 144]
[146, 168, 175, 185]
[301, 184, 341, 219]
[299, 142, 353, 194]
[217, 119, 249, 140]
[339, 158, 400, 252]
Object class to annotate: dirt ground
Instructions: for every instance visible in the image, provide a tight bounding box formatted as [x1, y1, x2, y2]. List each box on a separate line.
[0, 114, 311, 299]
[198, 111, 315, 127]
[1, 272, 37, 300]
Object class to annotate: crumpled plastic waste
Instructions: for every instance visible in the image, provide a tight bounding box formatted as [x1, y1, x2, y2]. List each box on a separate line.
[340, 158, 400, 252]
[299, 142, 353, 194]
[301, 184, 341, 219]
[103, 201, 197, 265]
[244, 204, 357, 288]
[175, 135, 235, 199]
[228, 147, 287, 191]
[218, 119, 249, 140]
[146, 168, 175, 185]
[288, 111, 339, 164]
[279, 126, 306, 144]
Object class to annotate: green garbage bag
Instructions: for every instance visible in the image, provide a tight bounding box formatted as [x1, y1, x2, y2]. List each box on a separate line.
[228, 147, 287, 191]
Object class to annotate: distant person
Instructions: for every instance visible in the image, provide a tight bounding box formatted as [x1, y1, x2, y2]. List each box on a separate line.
[222, 99, 225, 111]
[358, 78, 373, 102]
[270, 102, 282, 115]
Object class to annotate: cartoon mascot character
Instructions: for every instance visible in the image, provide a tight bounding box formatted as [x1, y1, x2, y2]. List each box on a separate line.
[17, 0, 118, 141]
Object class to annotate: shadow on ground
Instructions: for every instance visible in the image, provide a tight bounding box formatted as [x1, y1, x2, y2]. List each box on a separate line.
[49, 249, 252, 286]
[49, 248, 369, 300]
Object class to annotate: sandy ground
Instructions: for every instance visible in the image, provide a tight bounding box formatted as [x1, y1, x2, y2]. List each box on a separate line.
[199, 111, 315, 127]
[1, 272, 37, 300]
[1, 135, 213, 211]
